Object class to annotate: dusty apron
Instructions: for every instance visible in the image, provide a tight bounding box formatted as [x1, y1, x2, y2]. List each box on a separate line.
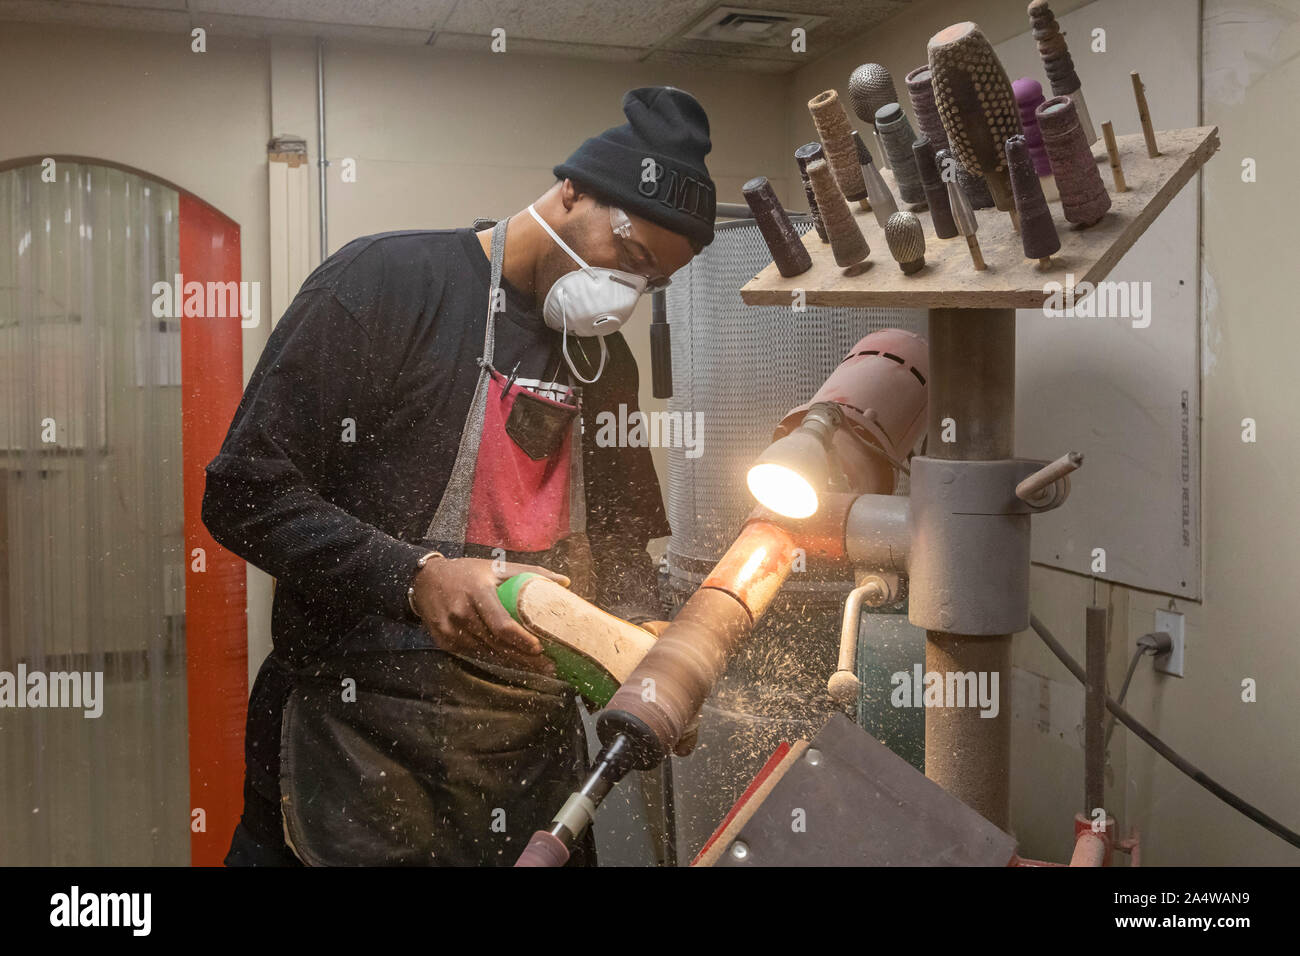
[279, 217, 597, 866]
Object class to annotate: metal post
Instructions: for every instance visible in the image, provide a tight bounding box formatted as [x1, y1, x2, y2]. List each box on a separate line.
[1084, 605, 1108, 817]
[923, 307, 1015, 830]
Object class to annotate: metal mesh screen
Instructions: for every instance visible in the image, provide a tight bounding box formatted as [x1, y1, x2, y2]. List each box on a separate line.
[665, 217, 925, 584]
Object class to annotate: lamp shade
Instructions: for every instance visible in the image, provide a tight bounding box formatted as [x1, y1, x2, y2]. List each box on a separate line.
[747, 429, 832, 518]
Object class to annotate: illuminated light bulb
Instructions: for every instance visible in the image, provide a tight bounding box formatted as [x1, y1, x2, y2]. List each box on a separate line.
[747, 462, 820, 519]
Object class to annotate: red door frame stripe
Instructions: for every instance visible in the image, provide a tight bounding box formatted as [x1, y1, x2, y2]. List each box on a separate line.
[179, 193, 248, 866]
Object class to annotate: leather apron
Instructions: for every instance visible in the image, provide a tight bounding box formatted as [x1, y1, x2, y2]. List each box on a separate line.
[278, 218, 597, 866]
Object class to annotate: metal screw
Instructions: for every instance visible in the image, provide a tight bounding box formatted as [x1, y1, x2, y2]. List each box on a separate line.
[805, 748, 823, 766]
[730, 840, 750, 860]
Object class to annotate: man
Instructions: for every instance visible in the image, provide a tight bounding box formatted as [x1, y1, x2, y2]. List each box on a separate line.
[202, 86, 715, 866]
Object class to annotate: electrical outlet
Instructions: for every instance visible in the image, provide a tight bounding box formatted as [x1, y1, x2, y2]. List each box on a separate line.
[1153, 610, 1185, 677]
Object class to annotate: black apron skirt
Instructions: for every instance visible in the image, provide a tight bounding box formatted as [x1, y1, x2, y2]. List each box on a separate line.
[278, 648, 596, 867]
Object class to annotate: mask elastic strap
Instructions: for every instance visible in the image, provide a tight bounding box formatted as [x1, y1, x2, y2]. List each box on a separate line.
[528, 204, 598, 278]
[560, 302, 608, 385]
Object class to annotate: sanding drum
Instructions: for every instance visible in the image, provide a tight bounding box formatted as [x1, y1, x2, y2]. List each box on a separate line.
[806, 157, 871, 267]
[905, 64, 949, 154]
[1005, 134, 1060, 261]
[927, 21, 1025, 213]
[1028, 0, 1097, 144]
[954, 157, 995, 210]
[913, 136, 957, 239]
[874, 104, 926, 205]
[808, 89, 868, 202]
[596, 520, 800, 767]
[1013, 77, 1053, 176]
[794, 143, 830, 242]
[743, 176, 812, 277]
[1036, 95, 1110, 226]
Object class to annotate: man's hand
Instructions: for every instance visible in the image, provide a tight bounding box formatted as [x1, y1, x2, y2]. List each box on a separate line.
[411, 558, 569, 676]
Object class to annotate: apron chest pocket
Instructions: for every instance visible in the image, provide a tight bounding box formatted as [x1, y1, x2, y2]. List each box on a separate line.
[504, 387, 577, 461]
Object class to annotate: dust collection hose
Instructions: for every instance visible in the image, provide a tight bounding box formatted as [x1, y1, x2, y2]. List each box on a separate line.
[515, 518, 799, 866]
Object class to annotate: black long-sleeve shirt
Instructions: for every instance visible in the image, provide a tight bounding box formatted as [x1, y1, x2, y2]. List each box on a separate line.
[202, 228, 670, 669]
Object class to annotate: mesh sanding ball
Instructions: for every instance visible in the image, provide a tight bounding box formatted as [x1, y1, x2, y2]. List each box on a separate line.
[848, 63, 899, 127]
[885, 211, 927, 274]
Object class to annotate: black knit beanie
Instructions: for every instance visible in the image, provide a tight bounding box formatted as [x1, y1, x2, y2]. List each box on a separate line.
[554, 86, 716, 248]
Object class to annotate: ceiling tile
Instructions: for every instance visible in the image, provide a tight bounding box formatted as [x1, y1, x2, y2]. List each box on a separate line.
[433, 31, 642, 62]
[46, 0, 189, 8]
[441, 0, 711, 49]
[642, 47, 797, 75]
[195, 0, 454, 30]
[662, 35, 805, 62]
[0, 0, 921, 71]
[0, 0, 190, 30]
[195, 12, 432, 45]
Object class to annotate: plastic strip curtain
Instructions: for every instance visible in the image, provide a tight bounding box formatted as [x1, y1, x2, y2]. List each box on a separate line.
[0, 161, 189, 864]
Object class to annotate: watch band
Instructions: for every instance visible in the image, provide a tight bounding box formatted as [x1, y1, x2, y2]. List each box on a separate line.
[407, 549, 445, 621]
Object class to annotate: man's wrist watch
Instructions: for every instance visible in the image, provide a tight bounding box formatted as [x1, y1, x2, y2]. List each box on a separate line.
[406, 550, 445, 621]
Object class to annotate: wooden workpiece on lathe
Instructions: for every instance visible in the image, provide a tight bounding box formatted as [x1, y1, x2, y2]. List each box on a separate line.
[511, 576, 657, 686]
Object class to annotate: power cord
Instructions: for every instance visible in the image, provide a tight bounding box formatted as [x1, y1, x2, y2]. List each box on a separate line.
[1104, 630, 1172, 748]
[1030, 613, 1300, 851]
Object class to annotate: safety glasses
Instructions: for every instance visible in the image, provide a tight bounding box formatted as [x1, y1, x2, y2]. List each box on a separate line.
[610, 206, 672, 293]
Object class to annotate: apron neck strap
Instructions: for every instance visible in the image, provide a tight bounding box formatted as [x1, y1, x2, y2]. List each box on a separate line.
[482, 217, 511, 363]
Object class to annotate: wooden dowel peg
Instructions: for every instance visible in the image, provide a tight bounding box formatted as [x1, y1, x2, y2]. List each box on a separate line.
[1131, 72, 1160, 158]
[1009, 208, 1021, 234]
[1101, 121, 1127, 192]
[1038, 257, 1054, 270]
[966, 235, 987, 271]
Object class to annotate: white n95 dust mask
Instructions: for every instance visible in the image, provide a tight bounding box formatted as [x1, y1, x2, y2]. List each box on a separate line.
[527, 203, 647, 384]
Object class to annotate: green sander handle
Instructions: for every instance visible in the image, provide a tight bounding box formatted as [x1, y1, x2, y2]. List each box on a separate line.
[496, 572, 621, 707]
